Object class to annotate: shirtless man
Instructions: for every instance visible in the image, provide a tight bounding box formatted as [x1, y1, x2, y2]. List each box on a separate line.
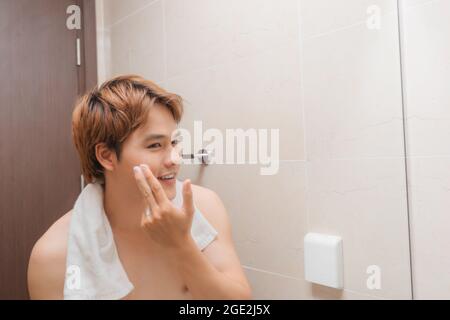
[27, 75, 252, 300]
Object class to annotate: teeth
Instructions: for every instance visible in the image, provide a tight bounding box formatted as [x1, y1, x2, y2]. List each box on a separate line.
[159, 174, 174, 180]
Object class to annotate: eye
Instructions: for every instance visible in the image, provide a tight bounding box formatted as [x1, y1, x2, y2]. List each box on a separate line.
[171, 139, 180, 146]
[147, 143, 162, 149]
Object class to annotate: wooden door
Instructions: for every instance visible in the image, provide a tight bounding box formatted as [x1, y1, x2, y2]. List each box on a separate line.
[0, 0, 97, 299]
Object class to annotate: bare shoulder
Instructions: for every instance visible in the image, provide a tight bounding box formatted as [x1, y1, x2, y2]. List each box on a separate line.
[190, 183, 221, 210]
[190, 183, 238, 250]
[190, 184, 230, 233]
[27, 210, 72, 300]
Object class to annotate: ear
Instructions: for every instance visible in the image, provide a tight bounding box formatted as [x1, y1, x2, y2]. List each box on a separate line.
[95, 143, 117, 172]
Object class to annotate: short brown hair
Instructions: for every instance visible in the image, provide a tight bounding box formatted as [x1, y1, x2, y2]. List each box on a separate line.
[72, 74, 183, 184]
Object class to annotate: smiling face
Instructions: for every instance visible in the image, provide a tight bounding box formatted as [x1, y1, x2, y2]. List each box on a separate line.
[108, 103, 182, 201]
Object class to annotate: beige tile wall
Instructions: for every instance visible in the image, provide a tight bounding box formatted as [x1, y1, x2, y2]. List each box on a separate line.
[400, 0, 450, 300]
[299, 0, 412, 299]
[95, 0, 413, 299]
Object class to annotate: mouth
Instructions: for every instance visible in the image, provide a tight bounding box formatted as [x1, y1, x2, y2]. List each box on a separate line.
[157, 172, 177, 186]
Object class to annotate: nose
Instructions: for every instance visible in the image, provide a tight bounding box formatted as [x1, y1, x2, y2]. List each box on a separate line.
[164, 143, 182, 167]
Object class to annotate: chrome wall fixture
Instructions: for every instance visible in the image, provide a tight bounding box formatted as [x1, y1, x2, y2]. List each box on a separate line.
[182, 149, 210, 165]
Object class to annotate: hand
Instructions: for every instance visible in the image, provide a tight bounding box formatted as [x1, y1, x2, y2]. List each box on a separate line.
[133, 164, 195, 249]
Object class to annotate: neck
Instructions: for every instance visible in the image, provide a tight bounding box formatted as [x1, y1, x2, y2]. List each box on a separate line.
[103, 181, 147, 233]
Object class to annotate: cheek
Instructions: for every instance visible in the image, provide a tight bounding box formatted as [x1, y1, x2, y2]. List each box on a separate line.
[115, 149, 145, 177]
[123, 150, 161, 174]
[123, 147, 148, 165]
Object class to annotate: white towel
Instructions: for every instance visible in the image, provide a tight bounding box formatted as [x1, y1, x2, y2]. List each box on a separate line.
[63, 179, 218, 300]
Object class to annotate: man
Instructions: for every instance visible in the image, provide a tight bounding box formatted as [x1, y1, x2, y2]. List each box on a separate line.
[27, 75, 252, 300]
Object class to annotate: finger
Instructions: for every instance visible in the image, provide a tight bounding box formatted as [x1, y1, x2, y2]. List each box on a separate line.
[144, 207, 153, 219]
[141, 209, 154, 227]
[139, 164, 169, 205]
[182, 179, 194, 217]
[133, 166, 158, 211]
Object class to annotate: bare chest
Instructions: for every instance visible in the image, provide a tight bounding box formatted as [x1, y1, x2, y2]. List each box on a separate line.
[114, 234, 193, 300]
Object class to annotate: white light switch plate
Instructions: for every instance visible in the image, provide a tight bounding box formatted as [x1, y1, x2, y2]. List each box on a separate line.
[304, 232, 343, 289]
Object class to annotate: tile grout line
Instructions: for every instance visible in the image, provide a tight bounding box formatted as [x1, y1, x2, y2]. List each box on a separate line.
[162, 0, 168, 83]
[396, 0, 415, 300]
[304, 10, 399, 41]
[243, 265, 304, 281]
[297, 0, 311, 242]
[243, 265, 388, 300]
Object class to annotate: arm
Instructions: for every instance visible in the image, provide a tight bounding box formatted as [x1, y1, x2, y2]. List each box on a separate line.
[27, 214, 70, 300]
[169, 189, 253, 300]
[27, 239, 66, 299]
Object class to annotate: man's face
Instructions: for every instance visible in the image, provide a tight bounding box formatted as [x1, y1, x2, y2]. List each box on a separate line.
[111, 103, 182, 201]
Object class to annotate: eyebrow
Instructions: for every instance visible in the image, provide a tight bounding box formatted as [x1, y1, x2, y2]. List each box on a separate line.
[143, 134, 167, 142]
[143, 131, 181, 142]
